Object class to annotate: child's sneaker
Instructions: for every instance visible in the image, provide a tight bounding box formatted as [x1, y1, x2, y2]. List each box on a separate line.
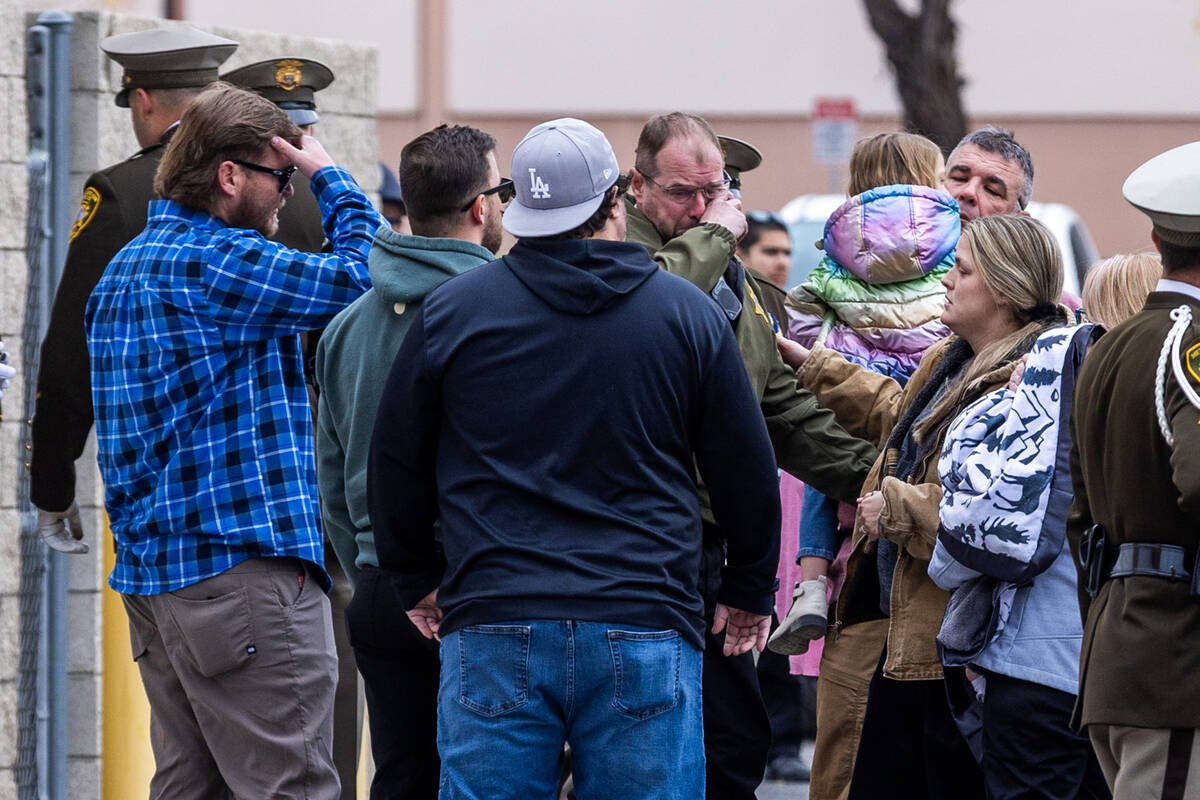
[767, 576, 829, 655]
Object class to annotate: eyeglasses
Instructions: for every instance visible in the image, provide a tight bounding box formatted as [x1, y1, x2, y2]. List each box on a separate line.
[642, 173, 730, 205]
[460, 178, 515, 212]
[232, 159, 297, 193]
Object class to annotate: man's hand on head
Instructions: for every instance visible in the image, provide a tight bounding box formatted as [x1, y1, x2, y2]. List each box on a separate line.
[700, 191, 747, 241]
[272, 134, 335, 178]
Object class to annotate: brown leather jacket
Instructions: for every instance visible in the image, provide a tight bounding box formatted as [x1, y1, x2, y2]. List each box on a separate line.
[798, 336, 1017, 680]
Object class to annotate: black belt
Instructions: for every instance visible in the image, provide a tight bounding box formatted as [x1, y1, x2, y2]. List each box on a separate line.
[1079, 525, 1200, 599]
[1109, 543, 1194, 582]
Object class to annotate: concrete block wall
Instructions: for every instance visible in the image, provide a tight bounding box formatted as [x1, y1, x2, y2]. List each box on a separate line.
[3, 9, 378, 799]
[1, 0, 28, 794]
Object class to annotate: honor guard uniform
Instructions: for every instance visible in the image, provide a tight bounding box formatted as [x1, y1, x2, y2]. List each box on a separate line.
[1069, 140, 1200, 798]
[31, 27, 236, 553]
[223, 58, 361, 800]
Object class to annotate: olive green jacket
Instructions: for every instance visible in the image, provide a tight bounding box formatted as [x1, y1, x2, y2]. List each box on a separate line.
[624, 198, 877, 513]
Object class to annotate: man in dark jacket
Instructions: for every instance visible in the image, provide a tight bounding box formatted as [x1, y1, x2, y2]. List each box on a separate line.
[316, 123, 505, 799]
[31, 27, 237, 551]
[369, 118, 781, 799]
[1069, 141, 1200, 799]
[626, 111, 877, 797]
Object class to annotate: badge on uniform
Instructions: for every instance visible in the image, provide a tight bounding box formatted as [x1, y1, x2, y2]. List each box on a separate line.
[69, 187, 101, 244]
[1186, 342, 1200, 386]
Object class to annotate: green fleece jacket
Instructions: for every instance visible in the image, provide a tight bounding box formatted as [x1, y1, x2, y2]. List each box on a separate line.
[624, 198, 878, 511]
[315, 228, 495, 585]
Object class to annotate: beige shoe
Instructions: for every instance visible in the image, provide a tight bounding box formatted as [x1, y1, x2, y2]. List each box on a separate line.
[767, 576, 828, 655]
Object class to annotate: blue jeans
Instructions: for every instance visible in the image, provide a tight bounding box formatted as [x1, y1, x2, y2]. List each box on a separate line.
[797, 485, 839, 561]
[437, 620, 704, 800]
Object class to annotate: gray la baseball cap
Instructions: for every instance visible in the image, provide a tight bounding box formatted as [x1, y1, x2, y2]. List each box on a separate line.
[502, 117, 620, 238]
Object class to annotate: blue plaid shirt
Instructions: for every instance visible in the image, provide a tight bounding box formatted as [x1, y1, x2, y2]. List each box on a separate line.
[86, 166, 381, 595]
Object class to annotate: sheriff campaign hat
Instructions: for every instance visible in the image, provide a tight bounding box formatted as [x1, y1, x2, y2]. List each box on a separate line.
[502, 118, 620, 238]
[222, 58, 335, 127]
[101, 27, 238, 108]
[1124, 141, 1200, 246]
[718, 135, 763, 191]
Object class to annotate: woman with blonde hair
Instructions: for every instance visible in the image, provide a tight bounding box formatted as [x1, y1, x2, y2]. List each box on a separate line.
[1080, 252, 1161, 328]
[928, 253, 1160, 800]
[778, 214, 1069, 799]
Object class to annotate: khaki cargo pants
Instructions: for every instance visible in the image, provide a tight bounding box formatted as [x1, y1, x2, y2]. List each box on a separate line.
[123, 557, 340, 800]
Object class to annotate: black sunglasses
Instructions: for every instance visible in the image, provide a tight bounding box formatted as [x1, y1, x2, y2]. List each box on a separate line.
[232, 159, 297, 193]
[747, 209, 786, 227]
[460, 178, 515, 212]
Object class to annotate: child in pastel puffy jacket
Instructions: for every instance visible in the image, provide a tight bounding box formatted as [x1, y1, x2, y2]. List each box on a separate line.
[768, 132, 961, 655]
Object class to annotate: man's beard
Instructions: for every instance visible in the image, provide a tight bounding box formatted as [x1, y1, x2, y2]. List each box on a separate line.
[229, 193, 284, 237]
[482, 208, 503, 254]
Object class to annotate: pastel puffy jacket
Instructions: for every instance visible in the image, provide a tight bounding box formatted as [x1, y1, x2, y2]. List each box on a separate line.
[786, 184, 961, 382]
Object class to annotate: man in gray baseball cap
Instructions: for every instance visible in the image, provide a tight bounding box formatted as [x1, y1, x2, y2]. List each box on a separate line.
[368, 117, 780, 797]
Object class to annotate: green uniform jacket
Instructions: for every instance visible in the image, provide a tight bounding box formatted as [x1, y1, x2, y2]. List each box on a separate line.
[31, 131, 326, 511]
[1068, 290, 1200, 729]
[624, 198, 877, 510]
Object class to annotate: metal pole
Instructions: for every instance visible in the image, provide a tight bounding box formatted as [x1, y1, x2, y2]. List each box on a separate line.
[37, 11, 73, 800]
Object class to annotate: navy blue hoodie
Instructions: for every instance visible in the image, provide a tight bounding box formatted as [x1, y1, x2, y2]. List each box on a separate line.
[368, 237, 779, 648]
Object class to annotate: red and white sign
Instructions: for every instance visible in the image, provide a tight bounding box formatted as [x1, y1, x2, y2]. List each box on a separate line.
[812, 97, 859, 165]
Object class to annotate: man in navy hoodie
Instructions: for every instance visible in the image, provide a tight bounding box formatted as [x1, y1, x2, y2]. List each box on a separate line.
[369, 118, 782, 798]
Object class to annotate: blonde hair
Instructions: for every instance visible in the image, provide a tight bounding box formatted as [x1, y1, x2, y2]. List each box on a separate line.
[915, 214, 1067, 440]
[1081, 253, 1161, 328]
[847, 132, 944, 195]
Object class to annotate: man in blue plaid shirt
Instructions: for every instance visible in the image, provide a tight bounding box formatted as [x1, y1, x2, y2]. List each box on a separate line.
[85, 83, 380, 799]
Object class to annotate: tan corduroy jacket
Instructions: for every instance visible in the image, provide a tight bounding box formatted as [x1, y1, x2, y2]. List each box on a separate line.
[798, 336, 1018, 680]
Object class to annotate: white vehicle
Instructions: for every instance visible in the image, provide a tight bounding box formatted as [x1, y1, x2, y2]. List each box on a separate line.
[777, 194, 1100, 297]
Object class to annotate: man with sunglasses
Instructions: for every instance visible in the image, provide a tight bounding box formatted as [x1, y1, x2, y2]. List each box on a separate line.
[84, 84, 382, 799]
[314, 123, 506, 799]
[626, 112, 878, 799]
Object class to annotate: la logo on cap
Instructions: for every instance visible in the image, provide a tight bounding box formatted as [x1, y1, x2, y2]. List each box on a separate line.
[528, 168, 551, 199]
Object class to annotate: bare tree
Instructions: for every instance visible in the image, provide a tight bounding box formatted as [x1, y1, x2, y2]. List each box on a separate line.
[862, 0, 967, 153]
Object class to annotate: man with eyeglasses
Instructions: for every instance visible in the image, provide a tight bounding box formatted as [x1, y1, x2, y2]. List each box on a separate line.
[626, 111, 879, 799]
[84, 83, 382, 799]
[315, 123, 507, 799]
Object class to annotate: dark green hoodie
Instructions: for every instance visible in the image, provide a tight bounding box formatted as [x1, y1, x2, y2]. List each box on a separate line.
[315, 227, 494, 584]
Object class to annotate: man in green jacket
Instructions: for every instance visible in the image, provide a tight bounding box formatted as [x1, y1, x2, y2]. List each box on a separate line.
[625, 111, 877, 799]
[315, 123, 506, 800]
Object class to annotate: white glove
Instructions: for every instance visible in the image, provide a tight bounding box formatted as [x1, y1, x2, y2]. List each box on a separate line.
[37, 502, 89, 554]
[0, 339, 14, 401]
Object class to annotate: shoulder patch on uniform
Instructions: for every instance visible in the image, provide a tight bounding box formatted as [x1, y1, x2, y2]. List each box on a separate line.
[69, 187, 101, 243]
